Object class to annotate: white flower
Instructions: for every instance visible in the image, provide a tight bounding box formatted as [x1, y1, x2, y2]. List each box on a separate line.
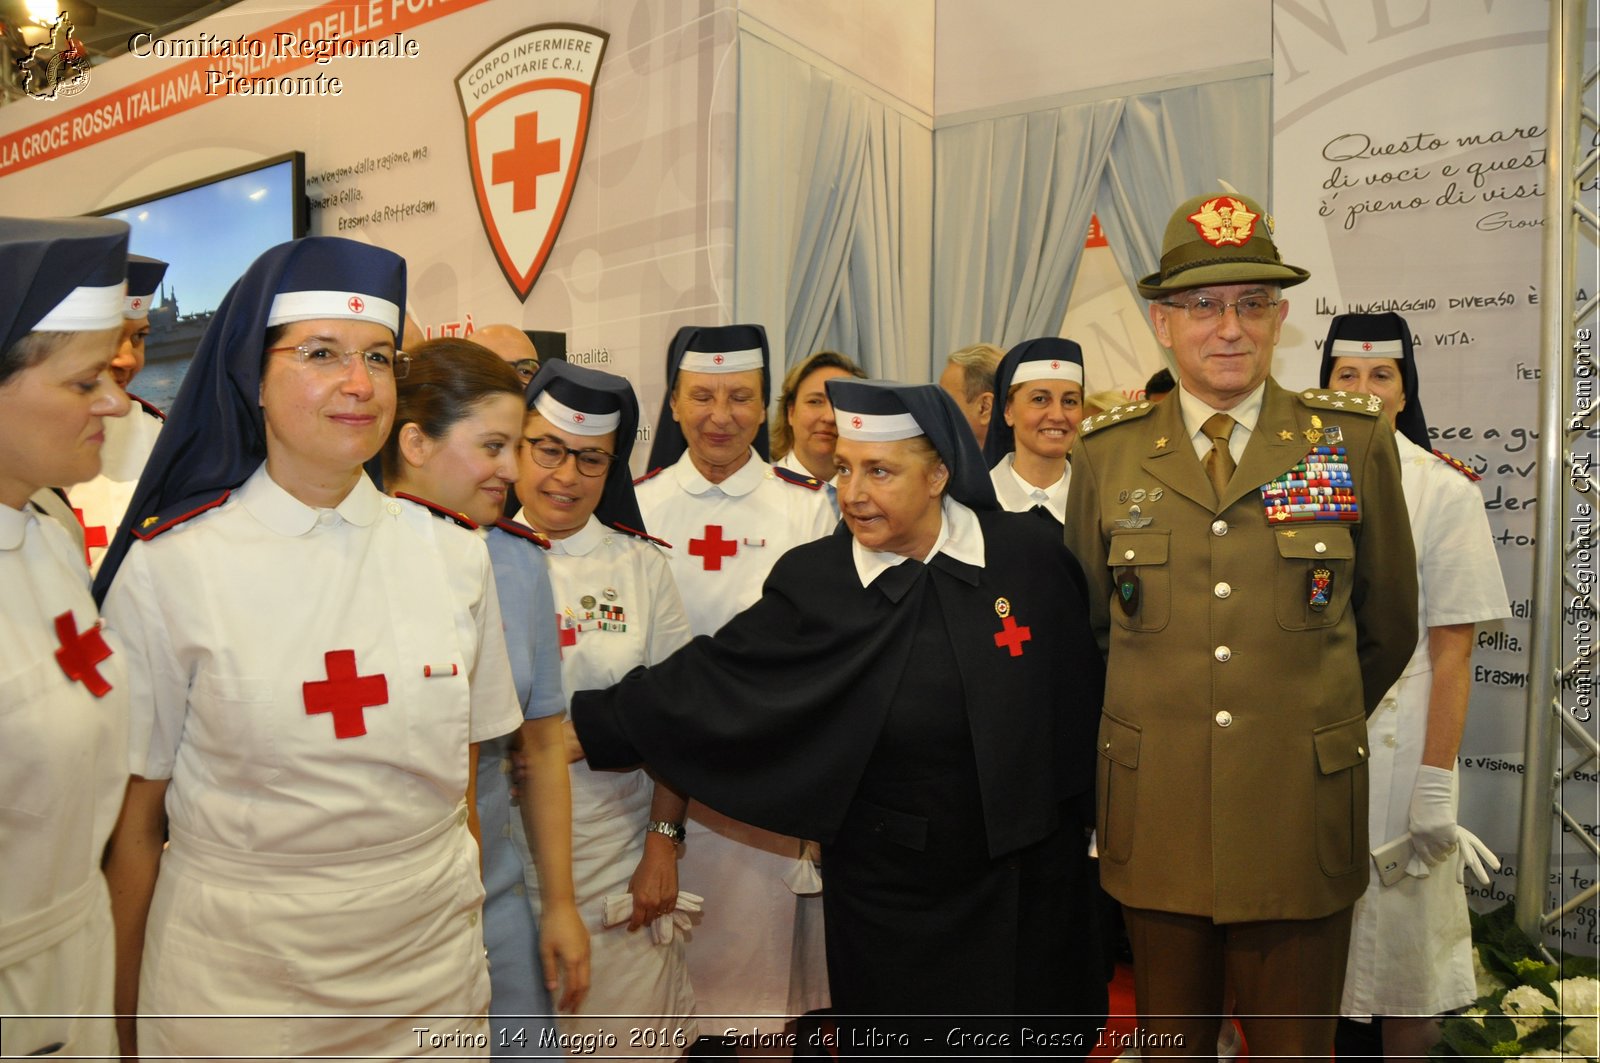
[1519, 1049, 1562, 1059]
[1503, 984, 1559, 1037]
[1553, 977, 1600, 1018]
[1474, 947, 1508, 998]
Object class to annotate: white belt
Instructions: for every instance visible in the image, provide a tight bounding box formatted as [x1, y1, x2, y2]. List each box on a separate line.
[165, 801, 471, 893]
[0, 874, 102, 968]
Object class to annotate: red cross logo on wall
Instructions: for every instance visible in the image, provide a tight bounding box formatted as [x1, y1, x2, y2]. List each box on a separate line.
[688, 524, 738, 571]
[54, 611, 113, 696]
[73, 506, 107, 567]
[993, 615, 1033, 657]
[303, 649, 389, 739]
[347, 296, 365, 314]
[493, 111, 562, 213]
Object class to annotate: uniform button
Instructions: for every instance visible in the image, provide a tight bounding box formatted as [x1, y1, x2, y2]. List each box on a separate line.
[499, 758, 511, 774]
[1214, 582, 1232, 598]
[457, 808, 469, 825]
[1211, 520, 1228, 536]
[468, 911, 479, 927]
[1215, 711, 1233, 727]
[1357, 746, 1366, 757]
[1103, 740, 1111, 751]
[386, 501, 401, 516]
[1384, 734, 1397, 748]
[1214, 645, 1232, 662]
[1315, 541, 1328, 554]
[1124, 549, 1136, 560]
[513, 882, 526, 897]
[501, 823, 512, 838]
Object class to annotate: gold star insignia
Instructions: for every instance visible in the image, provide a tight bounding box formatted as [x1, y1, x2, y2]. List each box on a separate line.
[1155, 436, 1169, 450]
[141, 516, 159, 529]
[1278, 430, 1294, 441]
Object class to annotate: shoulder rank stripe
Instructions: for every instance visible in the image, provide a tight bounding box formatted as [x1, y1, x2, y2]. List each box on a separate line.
[1298, 389, 1382, 416]
[1080, 401, 1156, 436]
[610, 522, 673, 549]
[130, 393, 166, 421]
[393, 492, 478, 530]
[492, 517, 551, 549]
[1431, 448, 1482, 481]
[132, 490, 230, 540]
[633, 467, 666, 486]
[772, 465, 823, 490]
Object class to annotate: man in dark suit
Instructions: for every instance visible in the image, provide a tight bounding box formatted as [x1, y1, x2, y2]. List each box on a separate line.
[1063, 192, 1418, 1058]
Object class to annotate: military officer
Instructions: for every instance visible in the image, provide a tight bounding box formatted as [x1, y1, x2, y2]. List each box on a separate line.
[1062, 191, 1418, 1059]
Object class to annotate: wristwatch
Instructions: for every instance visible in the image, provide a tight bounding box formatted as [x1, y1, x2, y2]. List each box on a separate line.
[645, 820, 686, 844]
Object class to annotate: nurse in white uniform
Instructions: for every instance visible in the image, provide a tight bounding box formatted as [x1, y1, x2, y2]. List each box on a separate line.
[65, 255, 167, 574]
[1321, 313, 1510, 1061]
[769, 349, 866, 518]
[380, 337, 589, 1055]
[97, 238, 522, 1060]
[982, 337, 1085, 525]
[638, 324, 834, 1033]
[516, 360, 698, 1056]
[0, 216, 131, 1060]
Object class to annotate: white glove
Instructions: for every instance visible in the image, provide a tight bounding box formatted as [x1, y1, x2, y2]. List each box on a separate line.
[601, 890, 705, 945]
[1455, 826, 1501, 886]
[783, 843, 823, 895]
[1407, 765, 1459, 868]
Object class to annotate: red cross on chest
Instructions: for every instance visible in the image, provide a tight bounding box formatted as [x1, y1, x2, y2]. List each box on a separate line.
[73, 507, 107, 567]
[993, 614, 1033, 657]
[54, 611, 113, 697]
[303, 649, 389, 739]
[492, 112, 562, 213]
[688, 524, 739, 571]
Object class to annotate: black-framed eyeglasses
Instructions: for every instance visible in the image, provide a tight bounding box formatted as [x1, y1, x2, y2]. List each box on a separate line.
[265, 343, 411, 379]
[1156, 295, 1280, 322]
[510, 358, 539, 384]
[522, 435, 615, 477]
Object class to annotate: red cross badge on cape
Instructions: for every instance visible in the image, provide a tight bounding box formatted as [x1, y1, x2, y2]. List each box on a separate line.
[457, 25, 610, 300]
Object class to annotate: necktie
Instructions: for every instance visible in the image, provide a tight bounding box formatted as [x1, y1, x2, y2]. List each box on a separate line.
[1203, 412, 1237, 497]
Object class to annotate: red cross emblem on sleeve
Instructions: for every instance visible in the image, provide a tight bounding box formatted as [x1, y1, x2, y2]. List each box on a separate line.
[303, 649, 389, 739]
[54, 611, 113, 697]
[688, 524, 738, 571]
[993, 614, 1032, 657]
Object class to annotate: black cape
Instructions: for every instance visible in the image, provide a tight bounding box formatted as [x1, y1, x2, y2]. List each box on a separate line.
[571, 508, 1103, 857]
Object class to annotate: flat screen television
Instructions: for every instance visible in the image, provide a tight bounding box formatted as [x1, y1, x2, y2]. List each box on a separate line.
[94, 151, 307, 408]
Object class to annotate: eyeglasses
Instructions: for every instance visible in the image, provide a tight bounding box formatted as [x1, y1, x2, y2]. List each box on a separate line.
[522, 435, 615, 477]
[510, 358, 539, 384]
[266, 344, 411, 379]
[1156, 295, 1280, 323]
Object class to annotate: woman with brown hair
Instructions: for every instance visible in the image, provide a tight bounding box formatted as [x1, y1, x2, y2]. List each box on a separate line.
[768, 349, 866, 513]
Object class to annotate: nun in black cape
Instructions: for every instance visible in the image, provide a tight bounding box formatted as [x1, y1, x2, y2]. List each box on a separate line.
[572, 381, 1108, 1046]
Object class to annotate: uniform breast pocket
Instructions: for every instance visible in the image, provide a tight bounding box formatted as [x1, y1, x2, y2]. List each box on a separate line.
[1095, 713, 1140, 864]
[1107, 531, 1170, 633]
[1274, 526, 1355, 630]
[1312, 714, 1369, 877]
[0, 657, 91, 819]
[186, 672, 281, 787]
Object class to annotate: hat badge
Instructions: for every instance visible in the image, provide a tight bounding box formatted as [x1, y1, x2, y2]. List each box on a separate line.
[713, 353, 725, 365]
[131, 297, 143, 310]
[1362, 341, 1373, 351]
[851, 415, 863, 429]
[1188, 196, 1258, 248]
[1050, 360, 1060, 369]
[347, 296, 365, 314]
[573, 412, 586, 423]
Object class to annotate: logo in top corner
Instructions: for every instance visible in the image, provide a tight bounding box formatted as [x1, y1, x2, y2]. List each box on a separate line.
[457, 24, 609, 301]
[17, 12, 91, 101]
[1187, 196, 1258, 248]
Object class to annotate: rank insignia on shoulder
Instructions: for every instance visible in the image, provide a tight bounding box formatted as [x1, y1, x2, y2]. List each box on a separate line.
[610, 522, 673, 549]
[131, 490, 231, 541]
[492, 517, 552, 549]
[393, 492, 477, 530]
[772, 465, 824, 490]
[1080, 401, 1155, 437]
[1431, 448, 1483, 481]
[1299, 389, 1382, 417]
